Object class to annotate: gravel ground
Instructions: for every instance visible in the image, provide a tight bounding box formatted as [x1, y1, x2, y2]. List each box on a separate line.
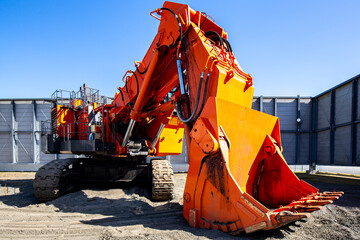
[0, 172, 359, 240]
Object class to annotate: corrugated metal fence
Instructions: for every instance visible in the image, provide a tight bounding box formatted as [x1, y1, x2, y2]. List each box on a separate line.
[0, 74, 359, 172]
[252, 96, 312, 165]
[313, 74, 360, 167]
[170, 96, 314, 172]
[0, 99, 73, 171]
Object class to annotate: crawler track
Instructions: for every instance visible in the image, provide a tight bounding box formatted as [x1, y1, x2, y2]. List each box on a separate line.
[150, 159, 174, 201]
[34, 158, 175, 202]
[33, 158, 79, 202]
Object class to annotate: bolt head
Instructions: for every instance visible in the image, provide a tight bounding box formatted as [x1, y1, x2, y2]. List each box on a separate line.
[264, 146, 273, 154]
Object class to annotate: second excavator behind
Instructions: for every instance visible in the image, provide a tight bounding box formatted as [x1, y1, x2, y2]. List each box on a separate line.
[35, 1, 343, 234]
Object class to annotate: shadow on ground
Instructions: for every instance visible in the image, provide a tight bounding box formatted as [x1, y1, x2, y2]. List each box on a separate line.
[0, 179, 37, 207]
[0, 173, 359, 239]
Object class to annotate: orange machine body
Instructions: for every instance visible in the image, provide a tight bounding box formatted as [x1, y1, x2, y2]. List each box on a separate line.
[54, 105, 75, 139]
[53, 1, 342, 234]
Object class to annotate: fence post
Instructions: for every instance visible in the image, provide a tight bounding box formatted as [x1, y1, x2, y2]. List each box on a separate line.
[295, 95, 301, 164]
[309, 97, 318, 172]
[11, 100, 18, 164]
[351, 79, 358, 165]
[330, 90, 336, 165]
[33, 100, 40, 164]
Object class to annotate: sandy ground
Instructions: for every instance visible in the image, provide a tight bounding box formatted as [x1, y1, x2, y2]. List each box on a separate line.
[0, 172, 359, 240]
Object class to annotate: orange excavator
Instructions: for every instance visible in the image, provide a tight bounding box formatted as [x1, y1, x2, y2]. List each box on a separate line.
[35, 1, 343, 234]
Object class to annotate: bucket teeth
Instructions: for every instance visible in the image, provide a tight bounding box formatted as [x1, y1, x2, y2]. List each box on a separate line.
[312, 196, 339, 201]
[272, 190, 343, 219]
[290, 199, 333, 206]
[319, 192, 343, 197]
[275, 211, 310, 225]
[298, 191, 343, 201]
[324, 191, 344, 195]
[277, 205, 322, 213]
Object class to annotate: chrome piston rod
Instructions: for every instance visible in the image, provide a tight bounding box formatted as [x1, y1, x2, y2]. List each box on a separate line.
[151, 123, 165, 149]
[177, 58, 186, 95]
[122, 119, 136, 147]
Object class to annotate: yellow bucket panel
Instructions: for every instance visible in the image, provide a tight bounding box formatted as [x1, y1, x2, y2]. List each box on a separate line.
[216, 67, 254, 109]
[216, 98, 278, 192]
[157, 116, 184, 156]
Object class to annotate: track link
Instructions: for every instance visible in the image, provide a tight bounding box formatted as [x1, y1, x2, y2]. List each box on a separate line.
[33, 158, 79, 202]
[150, 159, 174, 201]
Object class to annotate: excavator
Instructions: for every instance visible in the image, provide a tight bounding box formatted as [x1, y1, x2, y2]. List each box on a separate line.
[35, 1, 343, 234]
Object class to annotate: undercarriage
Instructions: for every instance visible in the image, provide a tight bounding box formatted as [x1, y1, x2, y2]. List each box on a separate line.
[34, 157, 174, 202]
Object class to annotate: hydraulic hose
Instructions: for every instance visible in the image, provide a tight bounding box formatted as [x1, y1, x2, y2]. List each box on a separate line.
[176, 72, 210, 123]
[204, 31, 224, 49]
[136, 8, 182, 76]
[176, 72, 204, 123]
[192, 72, 210, 121]
[136, 64, 148, 75]
[222, 38, 233, 52]
[131, 71, 140, 100]
[160, 7, 183, 46]
[119, 88, 125, 102]
[160, 8, 211, 123]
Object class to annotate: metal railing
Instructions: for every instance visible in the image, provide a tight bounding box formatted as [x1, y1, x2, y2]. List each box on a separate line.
[51, 89, 75, 107]
[51, 85, 110, 108]
[41, 120, 104, 142]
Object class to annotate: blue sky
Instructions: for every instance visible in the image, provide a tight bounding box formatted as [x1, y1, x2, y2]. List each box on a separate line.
[0, 0, 359, 99]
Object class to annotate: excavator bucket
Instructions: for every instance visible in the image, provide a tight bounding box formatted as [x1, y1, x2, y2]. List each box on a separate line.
[182, 96, 343, 234]
[183, 98, 343, 234]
